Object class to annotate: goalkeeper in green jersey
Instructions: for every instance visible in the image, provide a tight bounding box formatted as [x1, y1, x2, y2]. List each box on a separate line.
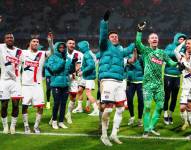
[135, 22, 178, 137]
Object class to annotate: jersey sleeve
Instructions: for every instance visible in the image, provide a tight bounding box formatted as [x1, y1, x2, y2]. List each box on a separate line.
[135, 32, 148, 54]
[163, 51, 177, 67]
[45, 50, 52, 58]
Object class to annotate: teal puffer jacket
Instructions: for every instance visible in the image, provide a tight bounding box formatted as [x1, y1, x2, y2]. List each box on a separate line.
[78, 41, 96, 80]
[44, 58, 51, 77]
[164, 33, 187, 76]
[46, 42, 72, 88]
[98, 20, 130, 81]
[125, 43, 144, 82]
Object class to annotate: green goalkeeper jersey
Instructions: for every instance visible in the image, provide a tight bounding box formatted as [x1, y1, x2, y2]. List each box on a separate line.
[136, 32, 177, 88]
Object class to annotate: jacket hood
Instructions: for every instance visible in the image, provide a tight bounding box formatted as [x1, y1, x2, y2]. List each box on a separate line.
[173, 33, 187, 45]
[77, 41, 90, 54]
[53, 42, 66, 56]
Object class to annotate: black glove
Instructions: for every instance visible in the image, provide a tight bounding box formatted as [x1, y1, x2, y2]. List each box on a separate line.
[61, 51, 66, 60]
[72, 53, 78, 64]
[103, 10, 111, 21]
[177, 62, 185, 71]
[137, 21, 146, 32]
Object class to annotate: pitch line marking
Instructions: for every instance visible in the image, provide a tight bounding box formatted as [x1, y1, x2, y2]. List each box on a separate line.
[0, 131, 189, 141]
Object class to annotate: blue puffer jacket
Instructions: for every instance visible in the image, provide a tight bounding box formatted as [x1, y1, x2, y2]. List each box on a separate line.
[98, 20, 130, 81]
[46, 42, 72, 88]
[164, 33, 187, 76]
[78, 41, 96, 80]
[125, 43, 144, 82]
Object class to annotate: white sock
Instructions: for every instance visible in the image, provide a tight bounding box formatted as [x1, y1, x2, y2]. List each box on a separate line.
[101, 111, 109, 137]
[187, 111, 191, 123]
[22, 114, 29, 127]
[1, 117, 8, 128]
[164, 111, 168, 118]
[181, 111, 188, 123]
[34, 113, 42, 128]
[68, 101, 75, 113]
[111, 107, 124, 136]
[86, 100, 90, 107]
[92, 102, 98, 111]
[10, 117, 17, 128]
[77, 100, 83, 110]
[101, 108, 113, 137]
[169, 111, 173, 118]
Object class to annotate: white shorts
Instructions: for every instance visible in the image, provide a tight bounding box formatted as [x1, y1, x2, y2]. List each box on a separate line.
[78, 77, 86, 87]
[100, 79, 126, 104]
[85, 80, 95, 90]
[22, 84, 44, 107]
[69, 80, 79, 93]
[122, 79, 127, 91]
[0, 79, 22, 100]
[180, 88, 191, 104]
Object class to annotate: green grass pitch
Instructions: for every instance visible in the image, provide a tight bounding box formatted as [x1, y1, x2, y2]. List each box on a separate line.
[0, 76, 191, 150]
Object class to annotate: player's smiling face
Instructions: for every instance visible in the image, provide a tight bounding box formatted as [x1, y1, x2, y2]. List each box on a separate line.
[148, 33, 159, 49]
[109, 33, 119, 45]
[4, 34, 14, 48]
[186, 39, 191, 54]
[30, 39, 39, 51]
[67, 40, 75, 52]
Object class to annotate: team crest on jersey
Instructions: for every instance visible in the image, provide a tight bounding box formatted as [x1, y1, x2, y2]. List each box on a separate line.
[151, 57, 163, 65]
[25, 61, 39, 67]
[6, 56, 20, 64]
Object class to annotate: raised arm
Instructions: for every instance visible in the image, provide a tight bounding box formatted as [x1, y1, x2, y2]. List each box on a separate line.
[135, 22, 147, 54]
[99, 10, 110, 51]
[46, 32, 54, 58]
[163, 52, 177, 67]
[174, 41, 186, 61]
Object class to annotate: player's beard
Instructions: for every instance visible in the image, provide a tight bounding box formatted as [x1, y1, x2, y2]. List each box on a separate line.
[6, 44, 14, 50]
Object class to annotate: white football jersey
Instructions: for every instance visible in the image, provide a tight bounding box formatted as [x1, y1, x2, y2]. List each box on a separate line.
[0, 43, 23, 81]
[181, 57, 191, 88]
[67, 49, 83, 65]
[22, 50, 51, 85]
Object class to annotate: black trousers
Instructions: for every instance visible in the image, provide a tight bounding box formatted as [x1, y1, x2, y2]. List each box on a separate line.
[164, 75, 180, 112]
[52, 87, 69, 122]
[126, 82, 144, 119]
[46, 76, 52, 102]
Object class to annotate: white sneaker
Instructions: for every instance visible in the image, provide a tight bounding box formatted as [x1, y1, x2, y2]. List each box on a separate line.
[181, 121, 189, 131]
[150, 129, 160, 136]
[65, 113, 72, 124]
[34, 127, 41, 134]
[52, 121, 59, 129]
[10, 126, 16, 134]
[142, 132, 149, 138]
[137, 119, 143, 127]
[164, 117, 169, 125]
[72, 107, 83, 113]
[58, 122, 68, 129]
[88, 110, 99, 116]
[100, 135, 112, 146]
[128, 117, 135, 126]
[3, 126, 9, 134]
[24, 126, 31, 134]
[110, 134, 122, 144]
[49, 118, 53, 125]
